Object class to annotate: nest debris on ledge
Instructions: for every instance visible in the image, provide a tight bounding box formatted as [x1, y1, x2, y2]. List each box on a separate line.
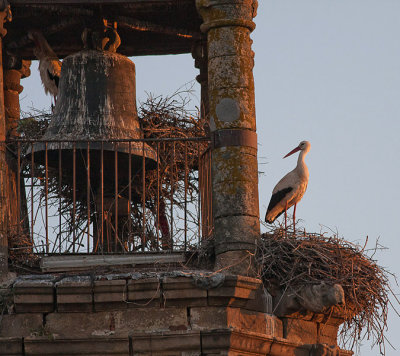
[257, 226, 398, 354]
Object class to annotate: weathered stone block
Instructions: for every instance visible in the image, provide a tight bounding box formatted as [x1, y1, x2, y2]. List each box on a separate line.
[24, 336, 128, 355]
[283, 318, 318, 345]
[0, 337, 23, 355]
[207, 275, 261, 307]
[208, 27, 253, 59]
[318, 323, 339, 346]
[208, 55, 253, 90]
[127, 277, 160, 307]
[212, 183, 259, 219]
[46, 308, 188, 338]
[56, 276, 92, 312]
[213, 215, 259, 254]
[190, 306, 283, 337]
[209, 87, 256, 131]
[201, 329, 275, 355]
[211, 146, 258, 185]
[94, 279, 127, 311]
[13, 280, 54, 313]
[0, 314, 43, 338]
[228, 329, 272, 355]
[163, 277, 207, 307]
[131, 331, 201, 354]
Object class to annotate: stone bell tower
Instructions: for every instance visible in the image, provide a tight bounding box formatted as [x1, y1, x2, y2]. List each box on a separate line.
[0, 1, 353, 356]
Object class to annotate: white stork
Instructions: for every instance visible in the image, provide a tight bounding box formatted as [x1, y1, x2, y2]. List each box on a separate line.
[265, 141, 311, 231]
[28, 30, 62, 106]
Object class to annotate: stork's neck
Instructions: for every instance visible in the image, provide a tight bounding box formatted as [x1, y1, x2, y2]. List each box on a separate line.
[296, 149, 309, 177]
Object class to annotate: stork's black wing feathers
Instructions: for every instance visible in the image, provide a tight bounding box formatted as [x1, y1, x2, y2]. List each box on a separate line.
[47, 70, 59, 88]
[266, 187, 293, 214]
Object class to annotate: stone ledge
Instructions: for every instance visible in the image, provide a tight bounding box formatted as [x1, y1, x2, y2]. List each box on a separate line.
[190, 306, 283, 337]
[0, 313, 43, 338]
[0, 337, 23, 356]
[10, 272, 263, 313]
[13, 279, 54, 313]
[94, 279, 127, 311]
[200, 329, 353, 356]
[282, 316, 340, 347]
[127, 277, 160, 308]
[163, 276, 207, 307]
[131, 330, 201, 354]
[56, 276, 92, 312]
[207, 275, 261, 307]
[24, 336, 128, 356]
[45, 308, 188, 338]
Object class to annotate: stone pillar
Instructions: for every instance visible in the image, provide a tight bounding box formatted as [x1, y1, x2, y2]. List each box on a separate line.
[4, 62, 30, 137]
[192, 39, 209, 121]
[3, 59, 31, 239]
[196, 0, 259, 275]
[0, 1, 12, 273]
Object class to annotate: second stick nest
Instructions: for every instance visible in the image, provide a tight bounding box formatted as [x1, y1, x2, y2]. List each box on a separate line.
[258, 228, 396, 353]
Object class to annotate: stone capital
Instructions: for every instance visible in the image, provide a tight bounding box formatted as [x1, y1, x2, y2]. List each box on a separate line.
[191, 40, 208, 85]
[5, 53, 31, 78]
[196, 0, 257, 33]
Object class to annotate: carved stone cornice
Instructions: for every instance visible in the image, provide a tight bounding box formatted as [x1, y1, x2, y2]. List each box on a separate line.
[196, 0, 257, 33]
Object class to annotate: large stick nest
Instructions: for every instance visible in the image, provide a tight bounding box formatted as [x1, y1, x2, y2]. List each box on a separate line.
[258, 227, 398, 353]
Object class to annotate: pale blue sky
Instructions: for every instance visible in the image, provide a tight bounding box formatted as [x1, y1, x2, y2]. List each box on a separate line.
[19, 1, 400, 355]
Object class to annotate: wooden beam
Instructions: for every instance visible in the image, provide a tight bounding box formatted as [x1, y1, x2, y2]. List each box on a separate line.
[10, 0, 180, 4]
[40, 253, 185, 272]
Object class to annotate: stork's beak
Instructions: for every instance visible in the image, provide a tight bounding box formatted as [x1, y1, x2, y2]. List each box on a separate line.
[283, 145, 301, 158]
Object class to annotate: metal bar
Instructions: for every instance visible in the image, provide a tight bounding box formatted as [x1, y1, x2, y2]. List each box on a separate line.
[184, 141, 188, 251]
[11, 0, 179, 4]
[101, 142, 104, 253]
[58, 143, 62, 253]
[197, 142, 201, 244]
[72, 143, 76, 253]
[142, 141, 145, 251]
[156, 141, 160, 250]
[16, 142, 21, 236]
[45, 142, 49, 254]
[114, 142, 118, 251]
[128, 141, 132, 252]
[9, 137, 209, 144]
[170, 141, 175, 250]
[87, 141, 90, 253]
[30, 143, 34, 245]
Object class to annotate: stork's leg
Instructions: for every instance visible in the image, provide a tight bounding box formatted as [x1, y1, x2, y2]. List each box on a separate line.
[284, 201, 288, 236]
[293, 203, 297, 235]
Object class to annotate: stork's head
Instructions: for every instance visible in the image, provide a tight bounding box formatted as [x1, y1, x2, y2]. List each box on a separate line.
[283, 140, 311, 158]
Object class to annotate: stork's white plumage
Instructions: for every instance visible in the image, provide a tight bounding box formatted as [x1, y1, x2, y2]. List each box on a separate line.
[28, 30, 62, 102]
[265, 141, 311, 225]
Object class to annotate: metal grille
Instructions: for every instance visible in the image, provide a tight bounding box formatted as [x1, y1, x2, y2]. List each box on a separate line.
[2, 137, 210, 255]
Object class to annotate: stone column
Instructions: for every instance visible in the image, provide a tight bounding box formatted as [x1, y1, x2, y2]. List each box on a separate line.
[192, 39, 209, 121]
[3, 58, 31, 238]
[196, 0, 259, 275]
[0, 1, 12, 273]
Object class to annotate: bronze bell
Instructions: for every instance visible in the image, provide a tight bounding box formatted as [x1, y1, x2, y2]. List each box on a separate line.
[31, 49, 157, 195]
[29, 48, 157, 252]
